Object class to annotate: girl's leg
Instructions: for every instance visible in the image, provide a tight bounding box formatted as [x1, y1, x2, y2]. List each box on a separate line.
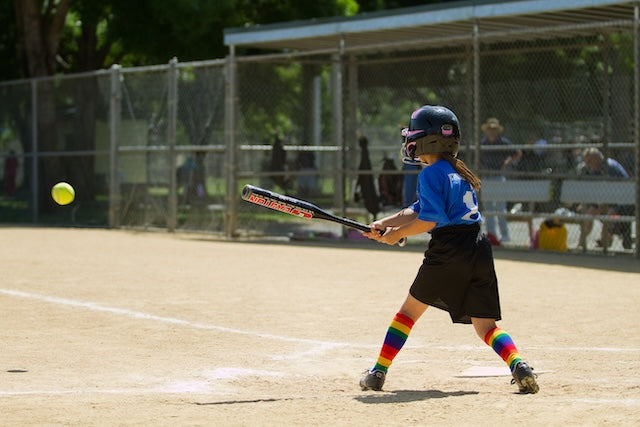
[398, 293, 429, 321]
[360, 294, 428, 391]
[374, 294, 428, 372]
[472, 317, 522, 370]
[471, 317, 539, 394]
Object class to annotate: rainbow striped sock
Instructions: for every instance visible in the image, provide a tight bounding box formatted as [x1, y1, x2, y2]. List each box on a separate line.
[484, 327, 523, 372]
[372, 312, 415, 373]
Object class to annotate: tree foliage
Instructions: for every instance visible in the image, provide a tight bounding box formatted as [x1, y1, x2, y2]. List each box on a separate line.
[3, 0, 463, 81]
[5, 0, 374, 80]
[0, 2, 20, 80]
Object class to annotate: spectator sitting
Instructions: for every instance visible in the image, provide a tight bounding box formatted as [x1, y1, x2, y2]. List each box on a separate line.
[575, 147, 632, 249]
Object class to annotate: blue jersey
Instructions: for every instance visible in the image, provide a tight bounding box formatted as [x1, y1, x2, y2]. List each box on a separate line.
[410, 159, 482, 229]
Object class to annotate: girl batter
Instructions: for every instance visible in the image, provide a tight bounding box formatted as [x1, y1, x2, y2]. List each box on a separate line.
[360, 105, 539, 394]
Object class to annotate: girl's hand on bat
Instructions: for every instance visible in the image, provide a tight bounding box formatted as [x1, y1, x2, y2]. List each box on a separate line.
[364, 225, 401, 245]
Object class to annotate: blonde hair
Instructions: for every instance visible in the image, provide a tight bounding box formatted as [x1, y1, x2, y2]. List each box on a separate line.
[442, 153, 482, 191]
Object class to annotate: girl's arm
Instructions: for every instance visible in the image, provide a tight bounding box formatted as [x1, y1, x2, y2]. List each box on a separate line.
[365, 208, 436, 245]
[371, 207, 418, 228]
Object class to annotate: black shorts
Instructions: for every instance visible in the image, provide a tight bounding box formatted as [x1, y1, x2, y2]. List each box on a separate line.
[409, 223, 501, 324]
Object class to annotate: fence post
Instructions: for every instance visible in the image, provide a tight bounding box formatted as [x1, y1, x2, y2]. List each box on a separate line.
[332, 47, 345, 214]
[30, 79, 38, 223]
[108, 64, 122, 228]
[472, 19, 481, 172]
[167, 57, 178, 232]
[346, 54, 358, 215]
[224, 46, 238, 238]
[634, 5, 640, 259]
[465, 43, 474, 165]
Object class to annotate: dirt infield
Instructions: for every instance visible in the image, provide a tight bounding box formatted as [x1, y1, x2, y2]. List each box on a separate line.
[2, 227, 639, 426]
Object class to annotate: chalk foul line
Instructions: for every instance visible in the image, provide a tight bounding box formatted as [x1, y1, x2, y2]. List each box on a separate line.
[2, 288, 639, 354]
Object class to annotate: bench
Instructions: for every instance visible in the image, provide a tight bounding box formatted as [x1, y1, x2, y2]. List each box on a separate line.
[558, 180, 636, 251]
[559, 180, 635, 206]
[480, 179, 553, 239]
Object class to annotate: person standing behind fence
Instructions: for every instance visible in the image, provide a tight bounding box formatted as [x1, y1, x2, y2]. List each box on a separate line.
[354, 136, 381, 220]
[379, 156, 403, 207]
[480, 118, 522, 244]
[295, 147, 318, 198]
[4, 150, 18, 197]
[402, 162, 421, 207]
[270, 131, 291, 191]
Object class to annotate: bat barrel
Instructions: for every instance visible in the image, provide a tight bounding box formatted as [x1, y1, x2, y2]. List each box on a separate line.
[241, 184, 256, 200]
[241, 184, 407, 247]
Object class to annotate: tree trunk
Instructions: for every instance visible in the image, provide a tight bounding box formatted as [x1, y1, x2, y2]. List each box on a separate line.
[14, 0, 70, 212]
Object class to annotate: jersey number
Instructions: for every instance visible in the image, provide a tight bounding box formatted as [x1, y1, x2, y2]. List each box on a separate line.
[461, 190, 480, 221]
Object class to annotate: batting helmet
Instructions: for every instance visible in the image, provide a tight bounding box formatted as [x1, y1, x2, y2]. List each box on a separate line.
[401, 105, 460, 164]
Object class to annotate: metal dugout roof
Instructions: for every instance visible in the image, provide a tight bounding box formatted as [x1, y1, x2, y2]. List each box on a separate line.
[224, 0, 637, 52]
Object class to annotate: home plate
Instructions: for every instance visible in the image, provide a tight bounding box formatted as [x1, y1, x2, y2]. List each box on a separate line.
[456, 366, 548, 377]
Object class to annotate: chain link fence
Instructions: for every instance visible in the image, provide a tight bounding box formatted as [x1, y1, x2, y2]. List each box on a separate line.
[0, 19, 637, 255]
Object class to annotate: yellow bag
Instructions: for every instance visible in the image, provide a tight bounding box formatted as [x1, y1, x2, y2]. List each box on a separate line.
[538, 218, 567, 252]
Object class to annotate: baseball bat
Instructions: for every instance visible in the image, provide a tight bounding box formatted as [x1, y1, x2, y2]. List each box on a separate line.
[241, 184, 407, 247]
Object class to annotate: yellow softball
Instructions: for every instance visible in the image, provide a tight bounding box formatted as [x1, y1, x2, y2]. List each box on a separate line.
[51, 182, 75, 205]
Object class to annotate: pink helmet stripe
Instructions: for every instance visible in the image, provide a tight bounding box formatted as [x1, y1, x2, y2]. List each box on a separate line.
[404, 129, 424, 138]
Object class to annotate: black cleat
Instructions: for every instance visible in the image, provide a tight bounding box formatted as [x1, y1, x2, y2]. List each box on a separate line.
[359, 369, 386, 391]
[511, 361, 539, 394]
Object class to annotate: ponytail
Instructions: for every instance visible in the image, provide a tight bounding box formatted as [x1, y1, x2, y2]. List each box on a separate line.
[442, 153, 481, 191]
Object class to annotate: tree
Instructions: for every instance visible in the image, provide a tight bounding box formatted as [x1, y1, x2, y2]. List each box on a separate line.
[233, 0, 358, 26]
[13, 0, 69, 77]
[13, 0, 70, 211]
[105, 0, 237, 64]
[8, 0, 365, 210]
[0, 2, 21, 81]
